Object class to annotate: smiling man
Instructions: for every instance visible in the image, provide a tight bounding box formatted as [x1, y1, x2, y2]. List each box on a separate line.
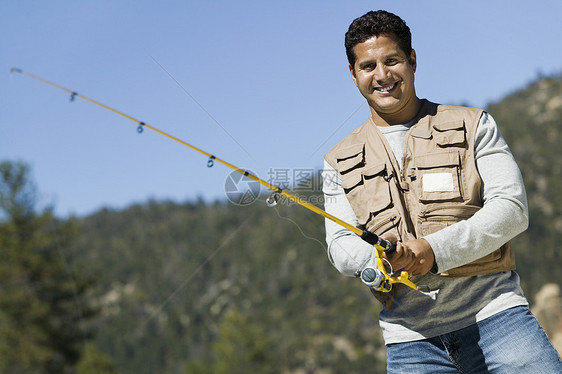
[350, 33, 419, 126]
[322, 10, 562, 373]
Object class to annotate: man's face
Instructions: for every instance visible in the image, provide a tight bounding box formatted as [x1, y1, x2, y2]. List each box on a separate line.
[350, 34, 418, 124]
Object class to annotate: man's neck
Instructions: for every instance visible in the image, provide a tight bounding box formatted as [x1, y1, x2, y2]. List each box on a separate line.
[370, 97, 422, 126]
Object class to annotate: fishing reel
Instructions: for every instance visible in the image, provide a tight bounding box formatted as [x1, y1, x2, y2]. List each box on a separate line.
[360, 264, 391, 292]
[359, 263, 419, 293]
[357, 234, 424, 293]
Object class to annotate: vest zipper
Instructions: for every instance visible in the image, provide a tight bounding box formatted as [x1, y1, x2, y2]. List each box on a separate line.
[419, 204, 480, 221]
[457, 165, 465, 198]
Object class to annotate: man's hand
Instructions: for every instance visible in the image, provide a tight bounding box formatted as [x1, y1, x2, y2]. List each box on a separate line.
[381, 234, 435, 276]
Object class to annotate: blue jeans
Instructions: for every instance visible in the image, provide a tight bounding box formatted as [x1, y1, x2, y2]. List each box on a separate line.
[386, 306, 562, 373]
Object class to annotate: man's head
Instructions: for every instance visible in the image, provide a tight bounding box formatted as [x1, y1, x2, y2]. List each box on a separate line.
[345, 10, 412, 69]
[344, 10, 420, 126]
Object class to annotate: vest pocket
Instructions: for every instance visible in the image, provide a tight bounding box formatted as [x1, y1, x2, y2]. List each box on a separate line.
[433, 120, 466, 147]
[341, 171, 363, 192]
[366, 212, 401, 238]
[335, 143, 365, 174]
[361, 164, 393, 215]
[418, 204, 480, 236]
[340, 163, 393, 226]
[414, 151, 464, 202]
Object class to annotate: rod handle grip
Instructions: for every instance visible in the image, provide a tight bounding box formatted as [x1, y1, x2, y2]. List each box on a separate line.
[360, 230, 396, 253]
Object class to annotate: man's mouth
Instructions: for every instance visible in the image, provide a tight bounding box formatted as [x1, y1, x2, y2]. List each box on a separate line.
[374, 82, 398, 93]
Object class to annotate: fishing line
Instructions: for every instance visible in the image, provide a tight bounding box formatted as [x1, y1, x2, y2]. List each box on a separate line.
[9, 68, 368, 242]
[11, 67, 425, 294]
[272, 205, 327, 252]
[271, 205, 376, 281]
[147, 54, 254, 160]
[308, 101, 366, 160]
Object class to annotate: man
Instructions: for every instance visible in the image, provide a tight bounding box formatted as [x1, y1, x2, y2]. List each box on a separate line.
[322, 10, 562, 372]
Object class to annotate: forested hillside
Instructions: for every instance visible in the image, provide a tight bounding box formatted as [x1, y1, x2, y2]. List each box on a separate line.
[2, 74, 562, 373]
[68, 190, 387, 374]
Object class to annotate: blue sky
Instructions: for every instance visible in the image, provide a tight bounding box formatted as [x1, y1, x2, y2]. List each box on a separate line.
[2, 0, 561, 217]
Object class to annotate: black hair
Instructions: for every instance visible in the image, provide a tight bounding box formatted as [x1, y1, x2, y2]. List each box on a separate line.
[345, 10, 412, 68]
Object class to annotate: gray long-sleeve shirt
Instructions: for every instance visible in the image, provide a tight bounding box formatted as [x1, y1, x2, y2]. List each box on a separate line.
[322, 112, 529, 343]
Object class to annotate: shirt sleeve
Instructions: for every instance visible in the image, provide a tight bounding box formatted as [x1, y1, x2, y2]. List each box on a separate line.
[423, 112, 529, 272]
[322, 160, 377, 277]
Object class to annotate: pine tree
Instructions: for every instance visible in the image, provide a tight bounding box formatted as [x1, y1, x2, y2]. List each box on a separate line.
[0, 161, 108, 373]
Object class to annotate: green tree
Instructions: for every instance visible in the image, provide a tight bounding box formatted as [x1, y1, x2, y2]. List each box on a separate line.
[76, 344, 118, 374]
[184, 309, 274, 374]
[0, 161, 107, 373]
[213, 309, 273, 374]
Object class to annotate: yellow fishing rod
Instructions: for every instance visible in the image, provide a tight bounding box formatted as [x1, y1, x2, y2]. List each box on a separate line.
[11, 67, 424, 294]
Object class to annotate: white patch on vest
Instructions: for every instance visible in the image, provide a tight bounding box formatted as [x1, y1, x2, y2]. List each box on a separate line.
[423, 173, 454, 192]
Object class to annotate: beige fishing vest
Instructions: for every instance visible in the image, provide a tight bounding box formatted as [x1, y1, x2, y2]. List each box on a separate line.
[325, 100, 514, 277]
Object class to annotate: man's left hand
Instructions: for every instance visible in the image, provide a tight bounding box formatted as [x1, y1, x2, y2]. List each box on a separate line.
[383, 238, 435, 276]
[399, 238, 435, 276]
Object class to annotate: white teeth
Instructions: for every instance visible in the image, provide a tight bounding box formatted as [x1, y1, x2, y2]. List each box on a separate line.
[375, 83, 397, 92]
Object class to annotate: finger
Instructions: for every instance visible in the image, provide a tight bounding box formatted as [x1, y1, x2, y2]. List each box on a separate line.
[405, 260, 430, 277]
[386, 242, 405, 261]
[387, 243, 413, 270]
[380, 233, 398, 244]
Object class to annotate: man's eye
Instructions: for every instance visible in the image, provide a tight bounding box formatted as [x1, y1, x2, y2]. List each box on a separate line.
[386, 59, 399, 66]
[362, 63, 376, 71]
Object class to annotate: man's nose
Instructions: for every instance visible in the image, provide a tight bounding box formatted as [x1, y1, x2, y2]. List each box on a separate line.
[374, 64, 391, 82]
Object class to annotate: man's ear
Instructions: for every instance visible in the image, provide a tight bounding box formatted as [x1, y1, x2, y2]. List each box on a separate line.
[349, 64, 358, 87]
[410, 49, 417, 73]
